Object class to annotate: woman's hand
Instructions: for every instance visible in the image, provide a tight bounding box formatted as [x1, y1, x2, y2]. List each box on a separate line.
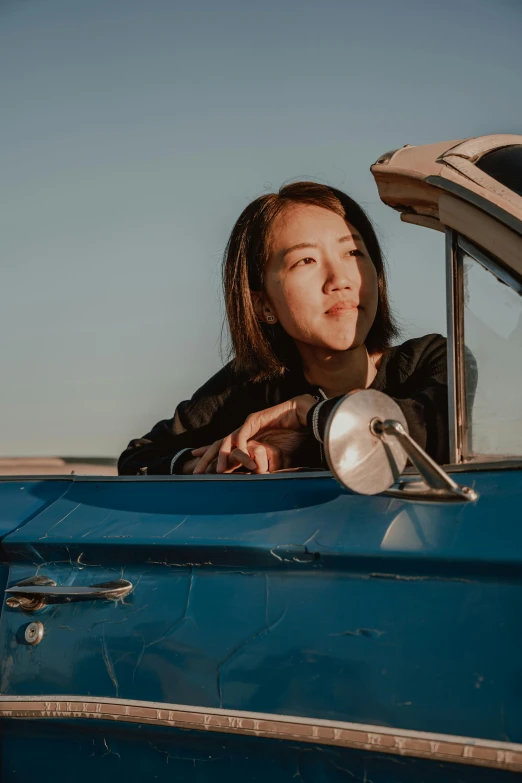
[195, 429, 311, 474]
[192, 395, 316, 474]
[193, 434, 291, 474]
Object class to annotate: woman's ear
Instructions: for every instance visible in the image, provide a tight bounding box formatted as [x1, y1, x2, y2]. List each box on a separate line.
[251, 291, 277, 324]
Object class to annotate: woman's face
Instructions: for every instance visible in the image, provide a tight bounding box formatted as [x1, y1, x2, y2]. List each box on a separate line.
[262, 203, 379, 352]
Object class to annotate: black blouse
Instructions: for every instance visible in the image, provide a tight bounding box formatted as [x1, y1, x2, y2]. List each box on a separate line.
[118, 333, 449, 475]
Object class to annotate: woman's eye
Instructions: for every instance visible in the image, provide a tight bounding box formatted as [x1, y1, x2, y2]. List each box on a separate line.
[295, 257, 316, 266]
[348, 249, 363, 257]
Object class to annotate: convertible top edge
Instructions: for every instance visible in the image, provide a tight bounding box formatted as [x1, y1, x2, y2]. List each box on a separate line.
[371, 134, 522, 260]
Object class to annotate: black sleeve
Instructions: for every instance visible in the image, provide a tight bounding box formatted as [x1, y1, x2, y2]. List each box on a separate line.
[118, 417, 225, 476]
[307, 335, 449, 465]
[118, 364, 266, 476]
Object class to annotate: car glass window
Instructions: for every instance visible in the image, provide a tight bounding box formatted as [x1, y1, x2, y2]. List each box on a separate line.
[475, 145, 522, 198]
[461, 245, 522, 458]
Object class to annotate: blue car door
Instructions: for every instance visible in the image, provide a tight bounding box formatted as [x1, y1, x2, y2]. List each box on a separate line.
[1, 469, 522, 783]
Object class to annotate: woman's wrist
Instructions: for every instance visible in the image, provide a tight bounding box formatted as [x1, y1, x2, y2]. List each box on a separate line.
[295, 394, 318, 427]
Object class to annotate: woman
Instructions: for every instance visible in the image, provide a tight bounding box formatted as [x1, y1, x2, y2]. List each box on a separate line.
[118, 182, 447, 476]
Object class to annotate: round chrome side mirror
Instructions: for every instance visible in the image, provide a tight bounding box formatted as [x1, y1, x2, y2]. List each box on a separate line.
[325, 389, 477, 502]
[324, 390, 408, 495]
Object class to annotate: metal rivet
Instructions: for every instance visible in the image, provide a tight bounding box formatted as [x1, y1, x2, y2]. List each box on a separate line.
[25, 621, 44, 646]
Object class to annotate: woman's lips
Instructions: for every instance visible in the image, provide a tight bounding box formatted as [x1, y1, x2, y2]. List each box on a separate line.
[325, 303, 359, 315]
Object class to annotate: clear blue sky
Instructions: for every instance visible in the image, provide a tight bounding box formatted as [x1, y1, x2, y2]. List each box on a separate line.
[1, 0, 521, 457]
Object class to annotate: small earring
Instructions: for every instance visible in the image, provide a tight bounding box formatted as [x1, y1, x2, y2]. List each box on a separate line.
[266, 315, 276, 323]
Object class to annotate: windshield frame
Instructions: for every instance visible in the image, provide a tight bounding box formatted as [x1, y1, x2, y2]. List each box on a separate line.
[446, 229, 522, 464]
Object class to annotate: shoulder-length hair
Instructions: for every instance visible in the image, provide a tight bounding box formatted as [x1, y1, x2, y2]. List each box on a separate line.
[222, 181, 398, 381]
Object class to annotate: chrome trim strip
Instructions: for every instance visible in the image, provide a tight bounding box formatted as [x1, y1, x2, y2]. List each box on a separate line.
[0, 696, 521, 773]
[454, 233, 469, 460]
[446, 229, 466, 463]
[446, 229, 459, 464]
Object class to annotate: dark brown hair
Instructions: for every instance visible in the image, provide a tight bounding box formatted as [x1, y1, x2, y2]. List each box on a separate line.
[222, 181, 398, 380]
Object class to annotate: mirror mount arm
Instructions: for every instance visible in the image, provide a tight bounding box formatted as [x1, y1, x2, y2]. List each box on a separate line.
[371, 418, 478, 502]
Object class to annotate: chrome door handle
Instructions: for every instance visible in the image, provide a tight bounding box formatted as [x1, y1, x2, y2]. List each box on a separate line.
[5, 576, 133, 611]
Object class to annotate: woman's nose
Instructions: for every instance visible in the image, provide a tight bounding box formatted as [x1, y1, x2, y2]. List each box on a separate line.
[323, 259, 353, 292]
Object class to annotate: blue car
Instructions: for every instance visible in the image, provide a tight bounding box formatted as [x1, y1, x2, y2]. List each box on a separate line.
[1, 134, 522, 782]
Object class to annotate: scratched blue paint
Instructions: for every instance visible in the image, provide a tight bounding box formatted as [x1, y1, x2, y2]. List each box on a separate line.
[0, 481, 70, 607]
[0, 480, 69, 540]
[0, 470, 522, 781]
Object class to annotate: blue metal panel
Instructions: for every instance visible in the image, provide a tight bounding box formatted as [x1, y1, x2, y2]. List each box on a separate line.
[1, 470, 521, 779]
[2, 471, 522, 571]
[0, 480, 70, 605]
[0, 480, 70, 540]
[0, 719, 517, 782]
[0, 567, 7, 607]
[2, 557, 522, 741]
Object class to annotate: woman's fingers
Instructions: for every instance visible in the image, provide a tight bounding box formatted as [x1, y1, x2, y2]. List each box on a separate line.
[268, 445, 285, 472]
[234, 396, 315, 454]
[229, 442, 283, 474]
[222, 448, 256, 473]
[192, 396, 315, 474]
[193, 439, 223, 474]
[205, 458, 218, 474]
[194, 438, 257, 474]
[248, 443, 270, 474]
[193, 430, 297, 475]
[193, 437, 258, 474]
[217, 433, 244, 474]
[194, 441, 285, 475]
[220, 442, 256, 473]
[234, 408, 288, 453]
[193, 396, 315, 474]
[191, 445, 210, 457]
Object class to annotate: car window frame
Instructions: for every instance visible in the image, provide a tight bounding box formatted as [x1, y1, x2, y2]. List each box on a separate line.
[446, 228, 522, 466]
